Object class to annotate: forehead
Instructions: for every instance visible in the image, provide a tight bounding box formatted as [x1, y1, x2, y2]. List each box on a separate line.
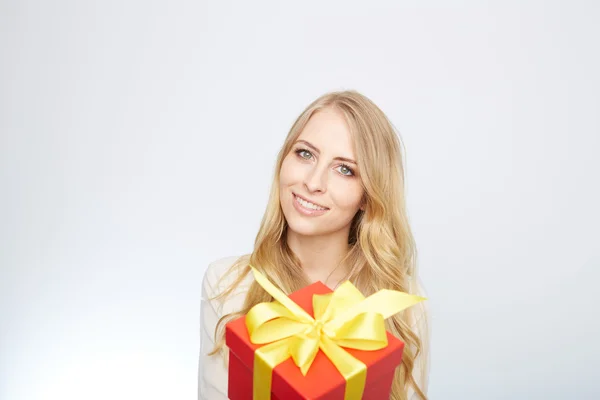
[297, 108, 355, 157]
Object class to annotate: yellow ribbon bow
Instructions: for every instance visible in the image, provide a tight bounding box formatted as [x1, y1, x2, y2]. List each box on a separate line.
[246, 266, 426, 400]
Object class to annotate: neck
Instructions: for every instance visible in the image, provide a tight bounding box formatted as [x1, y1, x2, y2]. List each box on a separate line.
[286, 228, 350, 289]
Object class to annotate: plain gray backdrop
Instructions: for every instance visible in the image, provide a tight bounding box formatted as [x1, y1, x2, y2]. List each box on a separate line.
[2, 1, 599, 399]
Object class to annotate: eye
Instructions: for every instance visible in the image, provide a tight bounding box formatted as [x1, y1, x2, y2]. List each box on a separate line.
[295, 148, 313, 160]
[336, 164, 354, 176]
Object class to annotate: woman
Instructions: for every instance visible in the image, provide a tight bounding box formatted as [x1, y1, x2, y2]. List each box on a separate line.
[198, 91, 430, 400]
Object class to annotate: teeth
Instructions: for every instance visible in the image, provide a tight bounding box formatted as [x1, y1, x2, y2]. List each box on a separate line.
[296, 195, 326, 211]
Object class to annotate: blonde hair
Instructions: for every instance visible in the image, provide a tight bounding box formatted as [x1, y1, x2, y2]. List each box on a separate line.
[210, 90, 427, 400]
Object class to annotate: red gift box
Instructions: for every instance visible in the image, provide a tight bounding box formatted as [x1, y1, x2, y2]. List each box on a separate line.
[225, 281, 405, 399]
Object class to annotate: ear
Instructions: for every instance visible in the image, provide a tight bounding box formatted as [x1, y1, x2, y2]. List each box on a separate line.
[359, 194, 367, 211]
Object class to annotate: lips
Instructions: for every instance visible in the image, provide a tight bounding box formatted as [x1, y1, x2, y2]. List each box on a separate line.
[291, 193, 330, 217]
[293, 193, 329, 210]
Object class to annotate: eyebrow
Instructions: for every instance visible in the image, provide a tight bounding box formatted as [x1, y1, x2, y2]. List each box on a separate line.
[295, 140, 357, 165]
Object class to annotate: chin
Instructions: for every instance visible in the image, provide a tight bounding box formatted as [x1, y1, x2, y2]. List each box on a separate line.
[285, 216, 323, 237]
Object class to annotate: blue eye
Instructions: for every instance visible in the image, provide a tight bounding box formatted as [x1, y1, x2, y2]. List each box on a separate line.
[337, 164, 354, 176]
[295, 148, 313, 160]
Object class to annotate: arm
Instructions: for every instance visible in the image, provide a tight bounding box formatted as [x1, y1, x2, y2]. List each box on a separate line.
[198, 264, 229, 400]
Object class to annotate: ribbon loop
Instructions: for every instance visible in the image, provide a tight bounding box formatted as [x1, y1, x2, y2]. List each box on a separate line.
[332, 312, 388, 350]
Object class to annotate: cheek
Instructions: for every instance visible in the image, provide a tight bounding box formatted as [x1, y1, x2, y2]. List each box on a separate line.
[279, 158, 293, 186]
[279, 156, 306, 186]
[331, 180, 364, 210]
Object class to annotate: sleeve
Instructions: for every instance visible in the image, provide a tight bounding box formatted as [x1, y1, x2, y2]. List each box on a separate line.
[408, 282, 431, 400]
[198, 264, 229, 400]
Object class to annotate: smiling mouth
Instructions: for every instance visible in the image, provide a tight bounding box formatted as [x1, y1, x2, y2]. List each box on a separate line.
[293, 193, 329, 211]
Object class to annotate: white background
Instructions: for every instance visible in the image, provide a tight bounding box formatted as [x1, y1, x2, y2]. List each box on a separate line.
[2, 1, 599, 399]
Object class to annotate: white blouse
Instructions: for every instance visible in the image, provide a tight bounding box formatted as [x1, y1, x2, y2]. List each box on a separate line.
[198, 256, 430, 400]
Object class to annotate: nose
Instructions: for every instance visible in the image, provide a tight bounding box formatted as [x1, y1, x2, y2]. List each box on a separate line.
[304, 163, 327, 193]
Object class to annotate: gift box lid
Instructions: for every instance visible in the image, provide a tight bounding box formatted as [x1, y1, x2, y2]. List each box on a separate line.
[226, 281, 404, 399]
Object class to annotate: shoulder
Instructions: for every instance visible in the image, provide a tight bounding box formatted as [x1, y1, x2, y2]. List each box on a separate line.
[202, 256, 242, 288]
[202, 255, 254, 315]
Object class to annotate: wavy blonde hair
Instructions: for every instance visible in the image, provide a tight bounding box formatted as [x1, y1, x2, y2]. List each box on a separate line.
[210, 90, 427, 400]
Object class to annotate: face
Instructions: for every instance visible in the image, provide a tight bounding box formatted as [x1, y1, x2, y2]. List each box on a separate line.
[279, 107, 365, 239]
